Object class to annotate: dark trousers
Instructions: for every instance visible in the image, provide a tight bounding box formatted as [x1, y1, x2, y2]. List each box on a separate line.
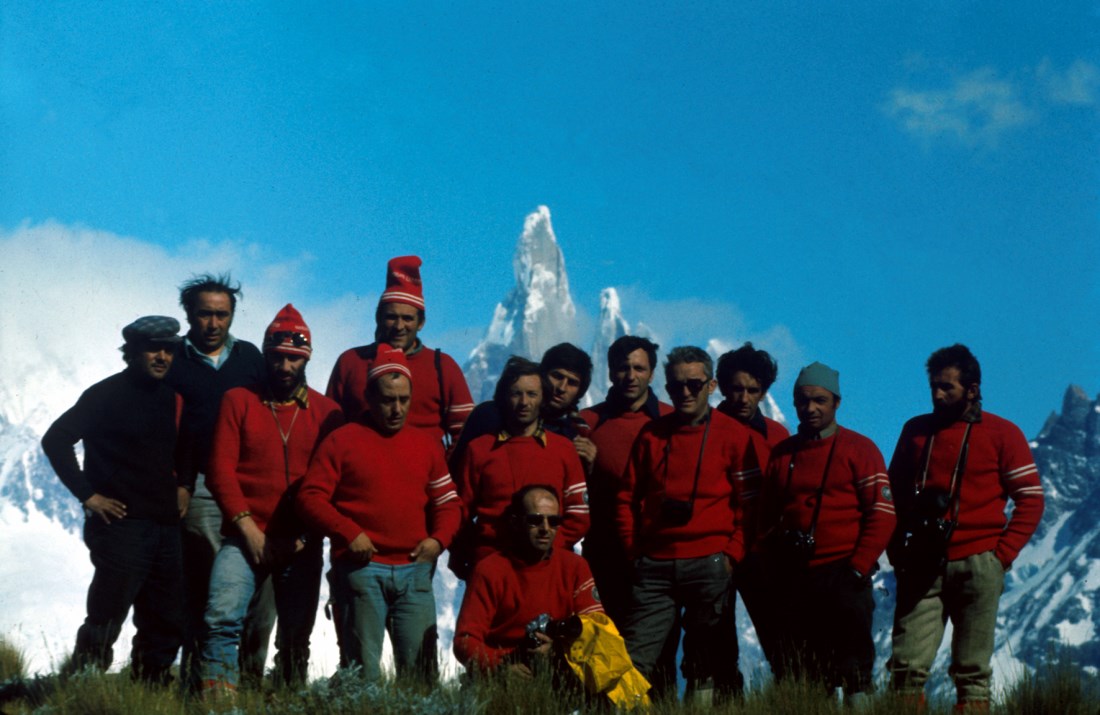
[621, 553, 734, 694]
[74, 517, 185, 682]
[770, 558, 875, 694]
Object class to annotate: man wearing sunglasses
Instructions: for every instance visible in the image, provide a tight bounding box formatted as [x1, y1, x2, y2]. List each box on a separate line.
[166, 273, 274, 691]
[616, 345, 757, 703]
[327, 256, 474, 448]
[298, 345, 462, 683]
[454, 485, 603, 677]
[200, 305, 344, 695]
[757, 362, 894, 703]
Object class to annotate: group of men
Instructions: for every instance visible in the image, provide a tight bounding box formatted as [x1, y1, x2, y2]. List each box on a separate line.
[43, 254, 1044, 711]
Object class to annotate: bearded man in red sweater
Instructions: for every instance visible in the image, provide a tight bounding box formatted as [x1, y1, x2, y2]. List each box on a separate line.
[887, 345, 1044, 711]
[758, 361, 895, 702]
[454, 356, 589, 573]
[201, 305, 344, 693]
[298, 345, 462, 683]
[326, 256, 474, 447]
[454, 485, 603, 677]
[616, 345, 756, 704]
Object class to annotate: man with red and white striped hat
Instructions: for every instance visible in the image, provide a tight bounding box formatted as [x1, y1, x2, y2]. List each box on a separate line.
[201, 304, 344, 693]
[299, 344, 463, 683]
[326, 256, 474, 447]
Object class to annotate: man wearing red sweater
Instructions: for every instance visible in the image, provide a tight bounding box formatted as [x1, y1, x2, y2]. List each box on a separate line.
[616, 346, 754, 703]
[714, 342, 788, 673]
[326, 256, 474, 446]
[887, 345, 1044, 711]
[758, 361, 894, 701]
[455, 356, 589, 572]
[298, 345, 462, 682]
[201, 305, 344, 693]
[454, 485, 603, 676]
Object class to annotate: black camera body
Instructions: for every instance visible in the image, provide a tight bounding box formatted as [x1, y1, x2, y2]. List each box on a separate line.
[899, 488, 957, 567]
[774, 528, 816, 566]
[660, 498, 694, 526]
[524, 613, 583, 651]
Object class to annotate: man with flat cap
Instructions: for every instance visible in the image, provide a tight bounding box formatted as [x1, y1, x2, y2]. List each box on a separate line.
[757, 362, 895, 702]
[327, 256, 474, 446]
[42, 316, 188, 683]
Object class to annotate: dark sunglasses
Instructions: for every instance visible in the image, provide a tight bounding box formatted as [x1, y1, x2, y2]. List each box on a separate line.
[269, 331, 311, 347]
[522, 513, 563, 528]
[667, 378, 708, 395]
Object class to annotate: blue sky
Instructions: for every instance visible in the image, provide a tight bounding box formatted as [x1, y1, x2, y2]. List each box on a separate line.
[3, 1, 1098, 454]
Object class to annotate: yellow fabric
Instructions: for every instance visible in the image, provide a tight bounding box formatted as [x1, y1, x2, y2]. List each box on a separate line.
[562, 612, 651, 711]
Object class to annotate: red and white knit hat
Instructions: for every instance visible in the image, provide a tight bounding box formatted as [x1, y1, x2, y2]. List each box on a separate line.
[263, 304, 313, 358]
[378, 255, 425, 311]
[367, 344, 412, 384]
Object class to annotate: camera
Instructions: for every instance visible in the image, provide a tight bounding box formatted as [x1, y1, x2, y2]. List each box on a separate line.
[899, 488, 956, 567]
[774, 528, 816, 566]
[525, 613, 583, 651]
[660, 498, 694, 526]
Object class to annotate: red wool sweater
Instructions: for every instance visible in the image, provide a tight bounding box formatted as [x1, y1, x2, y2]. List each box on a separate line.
[206, 384, 343, 535]
[580, 396, 673, 548]
[616, 410, 755, 562]
[296, 421, 462, 564]
[325, 342, 474, 442]
[760, 427, 895, 576]
[458, 431, 590, 555]
[888, 410, 1044, 567]
[454, 548, 603, 671]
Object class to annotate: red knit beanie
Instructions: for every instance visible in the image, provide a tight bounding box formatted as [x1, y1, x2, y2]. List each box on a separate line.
[263, 304, 312, 358]
[368, 344, 412, 384]
[378, 256, 425, 311]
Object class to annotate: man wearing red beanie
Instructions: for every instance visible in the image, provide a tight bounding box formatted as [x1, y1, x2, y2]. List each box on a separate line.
[326, 256, 474, 447]
[299, 345, 462, 683]
[200, 305, 344, 695]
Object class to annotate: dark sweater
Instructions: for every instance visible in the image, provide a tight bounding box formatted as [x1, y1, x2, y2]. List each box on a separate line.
[165, 338, 264, 488]
[42, 368, 180, 524]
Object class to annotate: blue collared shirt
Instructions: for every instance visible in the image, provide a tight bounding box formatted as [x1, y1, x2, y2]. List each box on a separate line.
[183, 333, 237, 370]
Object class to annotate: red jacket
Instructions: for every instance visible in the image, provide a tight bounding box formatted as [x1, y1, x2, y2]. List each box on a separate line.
[888, 409, 1044, 567]
[325, 341, 474, 442]
[454, 548, 603, 671]
[296, 421, 462, 564]
[760, 426, 895, 576]
[580, 392, 673, 549]
[206, 384, 343, 535]
[616, 409, 755, 562]
[458, 429, 589, 558]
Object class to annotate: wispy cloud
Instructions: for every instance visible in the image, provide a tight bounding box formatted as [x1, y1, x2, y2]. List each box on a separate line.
[1038, 58, 1100, 106]
[883, 67, 1034, 147]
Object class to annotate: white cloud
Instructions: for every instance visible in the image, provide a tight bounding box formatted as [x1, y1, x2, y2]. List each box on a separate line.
[883, 67, 1035, 147]
[1038, 58, 1100, 106]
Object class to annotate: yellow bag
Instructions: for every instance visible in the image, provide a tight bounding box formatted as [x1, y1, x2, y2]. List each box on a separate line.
[562, 612, 651, 711]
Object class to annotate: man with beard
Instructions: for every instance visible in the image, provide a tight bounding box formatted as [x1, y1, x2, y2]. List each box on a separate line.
[887, 345, 1044, 712]
[200, 305, 343, 695]
[298, 345, 462, 683]
[455, 356, 589, 572]
[42, 316, 187, 683]
[167, 273, 274, 688]
[757, 362, 894, 702]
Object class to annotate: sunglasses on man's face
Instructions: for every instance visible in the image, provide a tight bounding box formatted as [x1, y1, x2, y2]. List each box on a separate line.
[667, 378, 709, 395]
[522, 513, 563, 528]
[270, 331, 311, 347]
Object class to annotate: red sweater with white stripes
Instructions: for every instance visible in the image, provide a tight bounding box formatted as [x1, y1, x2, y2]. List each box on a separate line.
[325, 341, 474, 443]
[296, 421, 462, 564]
[458, 430, 590, 555]
[454, 548, 603, 671]
[888, 409, 1044, 567]
[616, 409, 755, 563]
[760, 426, 895, 576]
[206, 384, 344, 536]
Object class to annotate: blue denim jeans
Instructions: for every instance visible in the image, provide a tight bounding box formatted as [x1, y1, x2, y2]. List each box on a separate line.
[331, 559, 438, 682]
[200, 536, 322, 688]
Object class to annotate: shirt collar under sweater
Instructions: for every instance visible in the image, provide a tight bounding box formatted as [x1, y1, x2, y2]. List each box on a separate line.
[183, 333, 237, 370]
[497, 419, 548, 446]
[797, 421, 839, 441]
[260, 379, 310, 408]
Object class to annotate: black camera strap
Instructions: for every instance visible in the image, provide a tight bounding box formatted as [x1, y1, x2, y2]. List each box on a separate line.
[785, 428, 841, 538]
[916, 421, 973, 527]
